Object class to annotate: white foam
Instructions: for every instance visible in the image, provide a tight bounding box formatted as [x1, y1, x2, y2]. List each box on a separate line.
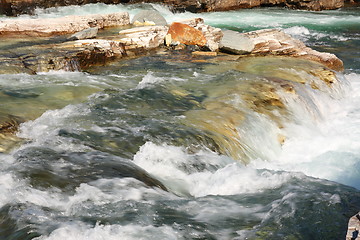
[17, 104, 92, 152]
[35, 222, 182, 240]
[64, 178, 172, 215]
[250, 73, 360, 189]
[134, 142, 293, 197]
[135, 71, 164, 89]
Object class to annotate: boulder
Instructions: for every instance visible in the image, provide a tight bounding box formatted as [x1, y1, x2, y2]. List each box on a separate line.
[131, 10, 167, 26]
[220, 30, 255, 54]
[118, 25, 169, 50]
[167, 22, 207, 47]
[0, 12, 130, 37]
[68, 27, 99, 41]
[167, 19, 223, 51]
[242, 29, 343, 71]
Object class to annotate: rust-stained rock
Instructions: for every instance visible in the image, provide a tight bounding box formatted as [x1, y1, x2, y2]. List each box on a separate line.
[167, 19, 223, 51]
[0, 12, 130, 37]
[167, 22, 207, 47]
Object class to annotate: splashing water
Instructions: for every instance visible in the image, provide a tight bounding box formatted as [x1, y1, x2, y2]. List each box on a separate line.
[0, 3, 360, 240]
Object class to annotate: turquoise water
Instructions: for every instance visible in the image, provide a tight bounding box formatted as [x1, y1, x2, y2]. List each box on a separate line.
[1, 4, 360, 240]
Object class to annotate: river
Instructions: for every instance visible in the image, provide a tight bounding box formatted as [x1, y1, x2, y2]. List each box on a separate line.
[1, 3, 360, 239]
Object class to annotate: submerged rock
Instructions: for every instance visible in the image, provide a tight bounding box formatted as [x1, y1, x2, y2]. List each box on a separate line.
[0, 12, 130, 37]
[67, 27, 99, 41]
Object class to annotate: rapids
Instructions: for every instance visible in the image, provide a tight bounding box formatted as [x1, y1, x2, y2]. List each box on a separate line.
[1, 3, 360, 240]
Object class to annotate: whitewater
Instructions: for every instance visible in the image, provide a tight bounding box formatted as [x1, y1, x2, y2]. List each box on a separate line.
[0, 3, 360, 239]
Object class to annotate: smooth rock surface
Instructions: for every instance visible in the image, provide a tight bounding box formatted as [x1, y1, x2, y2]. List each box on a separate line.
[68, 27, 99, 40]
[168, 22, 207, 47]
[119, 25, 169, 50]
[131, 10, 167, 26]
[243, 29, 344, 71]
[0, 12, 130, 37]
[220, 30, 255, 54]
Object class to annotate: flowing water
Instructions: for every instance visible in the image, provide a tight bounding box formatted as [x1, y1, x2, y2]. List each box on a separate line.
[1, 3, 360, 240]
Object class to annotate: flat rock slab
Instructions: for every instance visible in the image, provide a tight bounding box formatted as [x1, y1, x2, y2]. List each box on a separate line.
[0, 12, 130, 37]
[132, 10, 167, 26]
[68, 27, 99, 40]
[243, 28, 344, 71]
[119, 26, 169, 50]
[220, 30, 254, 54]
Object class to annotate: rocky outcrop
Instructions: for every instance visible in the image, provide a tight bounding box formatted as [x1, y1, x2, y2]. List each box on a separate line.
[0, 0, 345, 16]
[0, 15, 343, 74]
[0, 38, 127, 74]
[0, 12, 130, 37]
[242, 29, 343, 71]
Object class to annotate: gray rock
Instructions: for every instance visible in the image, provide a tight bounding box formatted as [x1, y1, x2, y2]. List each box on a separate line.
[219, 30, 255, 55]
[68, 27, 99, 41]
[131, 10, 167, 26]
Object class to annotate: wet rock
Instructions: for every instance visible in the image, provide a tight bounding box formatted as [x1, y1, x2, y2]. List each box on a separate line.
[131, 10, 167, 26]
[15, 148, 167, 191]
[0, 12, 130, 37]
[242, 29, 343, 71]
[0, 114, 23, 153]
[0, 38, 127, 74]
[346, 212, 360, 240]
[192, 51, 217, 56]
[119, 25, 169, 51]
[68, 27, 99, 41]
[220, 30, 255, 54]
